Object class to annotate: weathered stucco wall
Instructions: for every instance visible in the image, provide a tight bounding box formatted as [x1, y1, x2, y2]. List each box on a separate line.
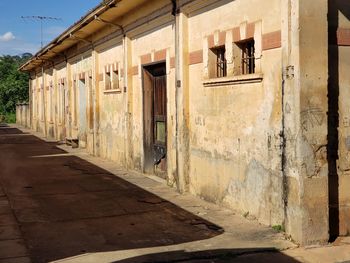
[187, 0, 284, 226]
[97, 40, 125, 163]
[69, 51, 93, 148]
[282, 0, 329, 245]
[16, 103, 30, 128]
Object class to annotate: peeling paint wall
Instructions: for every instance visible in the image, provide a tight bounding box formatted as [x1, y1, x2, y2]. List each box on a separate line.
[97, 39, 125, 163]
[187, 0, 284, 226]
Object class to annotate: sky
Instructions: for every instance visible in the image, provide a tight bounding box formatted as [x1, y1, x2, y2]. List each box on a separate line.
[0, 0, 101, 56]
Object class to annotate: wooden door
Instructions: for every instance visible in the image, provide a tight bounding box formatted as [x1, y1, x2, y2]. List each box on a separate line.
[143, 69, 154, 174]
[142, 64, 167, 176]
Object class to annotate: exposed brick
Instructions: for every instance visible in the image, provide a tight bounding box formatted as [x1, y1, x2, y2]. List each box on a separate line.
[170, 57, 175, 69]
[79, 72, 85, 80]
[141, 53, 151, 65]
[247, 23, 255, 39]
[112, 62, 118, 72]
[262, 30, 281, 51]
[131, 66, 138, 75]
[154, 49, 167, 62]
[189, 50, 203, 65]
[337, 28, 350, 46]
[232, 27, 241, 42]
[219, 31, 226, 46]
[208, 34, 215, 48]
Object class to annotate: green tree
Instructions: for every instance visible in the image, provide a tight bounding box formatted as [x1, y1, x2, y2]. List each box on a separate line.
[0, 54, 32, 116]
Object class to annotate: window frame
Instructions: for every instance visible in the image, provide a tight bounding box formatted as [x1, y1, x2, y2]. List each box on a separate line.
[237, 39, 255, 75]
[209, 45, 227, 78]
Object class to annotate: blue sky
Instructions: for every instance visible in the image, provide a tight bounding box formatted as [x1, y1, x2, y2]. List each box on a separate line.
[0, 0, 101, 55]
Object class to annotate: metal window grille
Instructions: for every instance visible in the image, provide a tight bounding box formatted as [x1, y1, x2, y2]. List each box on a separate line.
[241, 40, 255, 74]
[215, 47, 227, 77]
[105, 72, 111, 90]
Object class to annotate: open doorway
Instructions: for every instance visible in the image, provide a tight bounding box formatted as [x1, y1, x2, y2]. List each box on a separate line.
[142, 62, 167, 179]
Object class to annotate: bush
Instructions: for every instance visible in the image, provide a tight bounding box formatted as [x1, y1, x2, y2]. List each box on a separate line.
[4, 113, 16, 123]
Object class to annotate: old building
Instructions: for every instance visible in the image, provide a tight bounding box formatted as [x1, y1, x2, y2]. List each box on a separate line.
[19, 0, 350, 245]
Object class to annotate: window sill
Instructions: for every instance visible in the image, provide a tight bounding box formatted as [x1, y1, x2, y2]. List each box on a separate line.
[203, 73, 263, 87]
[104, 89, 122, 94]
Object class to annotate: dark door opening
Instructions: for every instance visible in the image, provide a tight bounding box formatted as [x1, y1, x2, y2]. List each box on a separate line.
[142, 62, 167, 178]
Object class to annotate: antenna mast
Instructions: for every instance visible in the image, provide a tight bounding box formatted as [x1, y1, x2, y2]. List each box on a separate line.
[21, 16, 62, 48]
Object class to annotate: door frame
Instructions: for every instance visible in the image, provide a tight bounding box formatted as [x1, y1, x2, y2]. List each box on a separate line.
[141, 61, 167, 175]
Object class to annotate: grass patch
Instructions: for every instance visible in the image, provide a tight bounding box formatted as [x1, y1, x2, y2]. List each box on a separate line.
[272, 225, 285, 232]
[0, 112, 16, 123]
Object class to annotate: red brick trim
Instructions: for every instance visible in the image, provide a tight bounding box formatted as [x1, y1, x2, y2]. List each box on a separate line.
[131, 66, 138, 75]
[246, 23, 255, 39]
[208, 32, 226, 48]
[170, 57, 175, 69]
[262, 31, 281, 50]
[141, 53, 151, 65]
[337, 28, 350, 46]
[208, 35, 215, 48]
[232, 27, 241, 42]
[112, 62, 118, 72]
[154, 49, 167, 62]
[219, 31, 226, 46]
[79, 72, 85, 80]
[104, 64, 111, 73]
[189, 50, 203, 65]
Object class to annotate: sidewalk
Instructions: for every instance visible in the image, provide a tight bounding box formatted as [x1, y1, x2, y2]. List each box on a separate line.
[3, 124, 350, 263]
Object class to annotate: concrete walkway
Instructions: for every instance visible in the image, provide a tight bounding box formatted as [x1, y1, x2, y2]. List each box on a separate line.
[1, 124, 350, 263]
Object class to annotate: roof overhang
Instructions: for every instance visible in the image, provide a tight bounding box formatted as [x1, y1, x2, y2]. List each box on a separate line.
[19, 0, 149, 72]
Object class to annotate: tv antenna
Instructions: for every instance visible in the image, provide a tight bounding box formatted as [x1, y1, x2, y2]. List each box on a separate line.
[21, 16, 62, 48]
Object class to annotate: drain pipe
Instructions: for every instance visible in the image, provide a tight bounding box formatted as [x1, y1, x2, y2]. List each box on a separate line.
[281, 0, 293, 231]
[173, 0, 182, 190]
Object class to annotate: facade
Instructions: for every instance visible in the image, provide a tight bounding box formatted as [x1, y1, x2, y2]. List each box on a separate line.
[19, 0, 350, 245]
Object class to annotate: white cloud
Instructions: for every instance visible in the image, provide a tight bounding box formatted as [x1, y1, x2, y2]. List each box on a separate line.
[0, 32, 15, 42]
[0, 38, 39, 56]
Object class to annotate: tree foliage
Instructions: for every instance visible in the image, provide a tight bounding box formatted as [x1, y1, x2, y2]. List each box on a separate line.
[0, 53, 32, 114]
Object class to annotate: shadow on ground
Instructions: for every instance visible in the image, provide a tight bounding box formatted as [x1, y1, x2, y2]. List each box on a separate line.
[0, 125, 224, 262]
[112, 248, 300, 262]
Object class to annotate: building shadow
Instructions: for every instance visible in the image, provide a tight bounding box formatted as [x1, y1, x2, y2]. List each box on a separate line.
[0, 125, 224, 263]
[112, 248, 299, 263]
[0, 123, 26, 134]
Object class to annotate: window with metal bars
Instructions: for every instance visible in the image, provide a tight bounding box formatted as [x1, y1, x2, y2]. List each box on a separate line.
[209, 46, 227, 78]
[239, 39, 255, 74]
[105, 72, 111, 90]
